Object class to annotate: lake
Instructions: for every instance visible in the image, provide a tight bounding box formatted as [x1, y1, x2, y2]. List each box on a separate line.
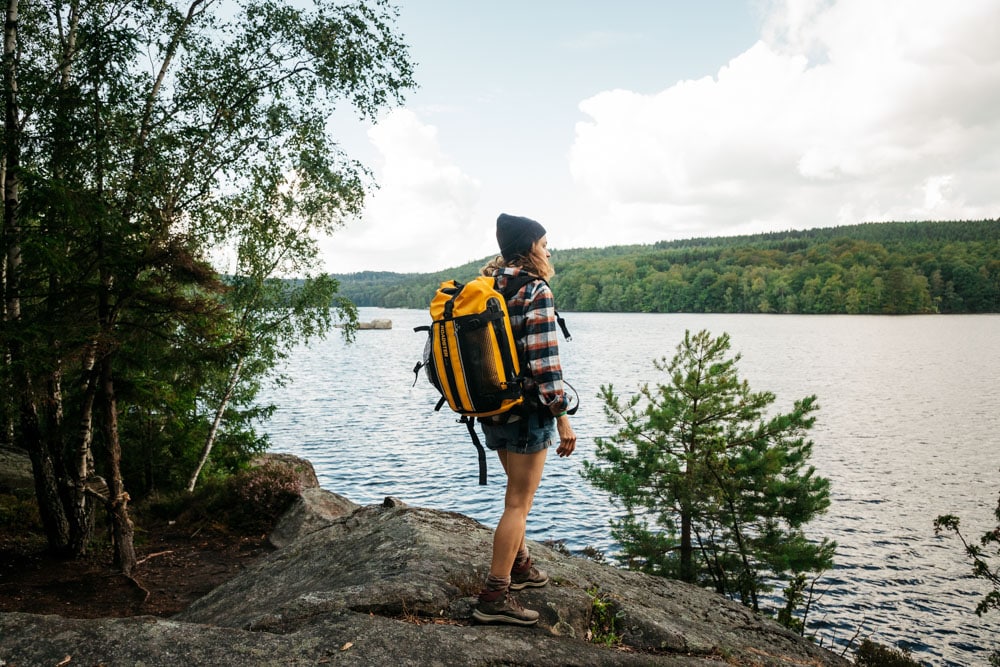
[260, 308, 1000, 666]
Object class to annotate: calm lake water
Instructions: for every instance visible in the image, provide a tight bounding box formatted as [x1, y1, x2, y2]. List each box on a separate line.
[261, 308, 1000, 666]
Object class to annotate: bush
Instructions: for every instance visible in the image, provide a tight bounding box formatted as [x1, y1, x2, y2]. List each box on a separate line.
[854, 639, 921, 667]
[224, 462, 303, 532]
[142, 460, 303, 535]
[586, 586, 624, 647]
[0, 493, 40, 533]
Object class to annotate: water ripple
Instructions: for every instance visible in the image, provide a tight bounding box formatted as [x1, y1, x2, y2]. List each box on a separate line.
[259, 309, 1000, 666]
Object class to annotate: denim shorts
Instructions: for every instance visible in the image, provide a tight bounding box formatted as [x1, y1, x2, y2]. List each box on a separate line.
[481, 415, 555, 455]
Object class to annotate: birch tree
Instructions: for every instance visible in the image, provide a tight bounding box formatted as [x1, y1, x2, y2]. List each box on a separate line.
[186, 181, 358, 492]
[1, 0, 413, 572]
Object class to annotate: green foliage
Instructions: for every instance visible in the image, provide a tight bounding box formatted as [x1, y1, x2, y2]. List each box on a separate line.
[586, 586, 624, 647]
[334, 219, 1000, 314]
[774, 572, 826, 637]
[148, 462, 303, 536]
[933, 514, 1000, 617]
[934, 478, 1000, 665]
[223, 463, 304, 533]
[579, 545, 608, 564]
[0, 493, 41, 534]
[853, 639, 922, 667]
[2, 0, 415, 557]
[583, 330, 835, 613]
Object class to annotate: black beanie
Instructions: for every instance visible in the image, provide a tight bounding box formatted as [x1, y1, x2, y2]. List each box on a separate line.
[496, 213, 546, 261]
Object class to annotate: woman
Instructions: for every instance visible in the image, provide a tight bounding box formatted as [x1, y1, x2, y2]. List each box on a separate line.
[472, 213, 577, 626]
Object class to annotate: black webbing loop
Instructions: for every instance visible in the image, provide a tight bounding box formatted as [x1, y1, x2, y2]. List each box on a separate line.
[412, 325, 431, 386]
[463, 416, 488, 485]
[443, 281, 462, 319]
[556, 312, 571, 340]
[563, 380, 580, 415]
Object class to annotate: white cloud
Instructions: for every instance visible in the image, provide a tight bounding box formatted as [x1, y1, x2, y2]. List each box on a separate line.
[320, 0, 1000, 274]
[319, 109, 485, 274]
[569, 0, 1000, 241]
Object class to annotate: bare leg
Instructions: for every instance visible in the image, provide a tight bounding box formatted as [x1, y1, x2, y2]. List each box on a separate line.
[489, 448, 547, 578]
[496, 450, 529, 559]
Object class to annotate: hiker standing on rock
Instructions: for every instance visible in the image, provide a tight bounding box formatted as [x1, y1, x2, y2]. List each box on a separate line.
[473, 213, 578, 626]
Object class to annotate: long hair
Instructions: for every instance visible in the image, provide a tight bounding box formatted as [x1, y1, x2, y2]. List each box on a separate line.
[481, 238, 555, 280]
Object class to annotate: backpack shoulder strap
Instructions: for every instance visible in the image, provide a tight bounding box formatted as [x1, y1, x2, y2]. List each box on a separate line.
[496, 273, 536, 300]
[496, 274, 571, 340]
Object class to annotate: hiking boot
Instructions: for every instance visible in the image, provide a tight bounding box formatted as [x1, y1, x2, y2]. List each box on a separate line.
[510, 560, 549, 590]
[472, 591, 539, 626]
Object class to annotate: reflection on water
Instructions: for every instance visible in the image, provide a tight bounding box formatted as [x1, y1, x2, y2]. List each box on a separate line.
[260, 308, 1000, 666]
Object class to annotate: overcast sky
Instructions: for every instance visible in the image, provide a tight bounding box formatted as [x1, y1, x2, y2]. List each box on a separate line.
[317, 0, 1000, 274]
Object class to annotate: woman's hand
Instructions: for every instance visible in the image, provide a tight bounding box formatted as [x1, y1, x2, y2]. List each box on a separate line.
[555, 415, 576, 457]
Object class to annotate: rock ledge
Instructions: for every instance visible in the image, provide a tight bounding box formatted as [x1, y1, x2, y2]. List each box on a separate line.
[0, 457, 848, 666]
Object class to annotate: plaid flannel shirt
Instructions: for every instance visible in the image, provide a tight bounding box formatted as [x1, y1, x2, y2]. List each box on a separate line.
[494, 266, 569, 414]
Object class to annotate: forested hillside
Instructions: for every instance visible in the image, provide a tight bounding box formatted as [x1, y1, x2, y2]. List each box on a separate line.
[335, 219, 1000, 314]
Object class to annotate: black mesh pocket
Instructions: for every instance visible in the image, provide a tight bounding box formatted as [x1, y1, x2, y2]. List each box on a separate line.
[457, 324, 505, 412]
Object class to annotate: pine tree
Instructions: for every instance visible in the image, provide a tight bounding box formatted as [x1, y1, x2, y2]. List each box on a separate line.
[583, 329, 835, 612]
[935, 482, 1000, 666]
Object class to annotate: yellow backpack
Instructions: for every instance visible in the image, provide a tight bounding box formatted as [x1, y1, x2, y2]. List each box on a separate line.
[414, 274, 534, 484]
[427, 275, 531, 417]
[414, 274, 574, 484]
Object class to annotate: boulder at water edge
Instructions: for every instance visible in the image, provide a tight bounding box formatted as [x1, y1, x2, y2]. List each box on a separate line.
[0, 488, 850, 666]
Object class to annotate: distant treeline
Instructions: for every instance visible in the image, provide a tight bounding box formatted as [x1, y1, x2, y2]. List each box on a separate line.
[334, 219, 1000, 314]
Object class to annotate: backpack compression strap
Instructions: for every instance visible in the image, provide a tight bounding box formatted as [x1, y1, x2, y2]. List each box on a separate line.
[463, 415, 488, 485]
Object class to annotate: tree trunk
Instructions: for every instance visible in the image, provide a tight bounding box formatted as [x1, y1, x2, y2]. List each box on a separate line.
[186, 354, 245, 492]
[0, 364, 10, 447]
[44, 352, 69, 508]
[21, 385, 71, 550]
[53, 0, 92, 556]
[680, 506, 693, 582]
[680, 440, 695, 583]
[1, 155, 10, 448]
[68, 344, 99, 555]
[99, 350, 135, 575]
[3, 0, 71, 552]
[95, 216, 135, 572]
[3, 0, 20, 322]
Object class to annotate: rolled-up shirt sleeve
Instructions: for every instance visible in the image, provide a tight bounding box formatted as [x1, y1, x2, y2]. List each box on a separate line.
[521, 283, 569, 413]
